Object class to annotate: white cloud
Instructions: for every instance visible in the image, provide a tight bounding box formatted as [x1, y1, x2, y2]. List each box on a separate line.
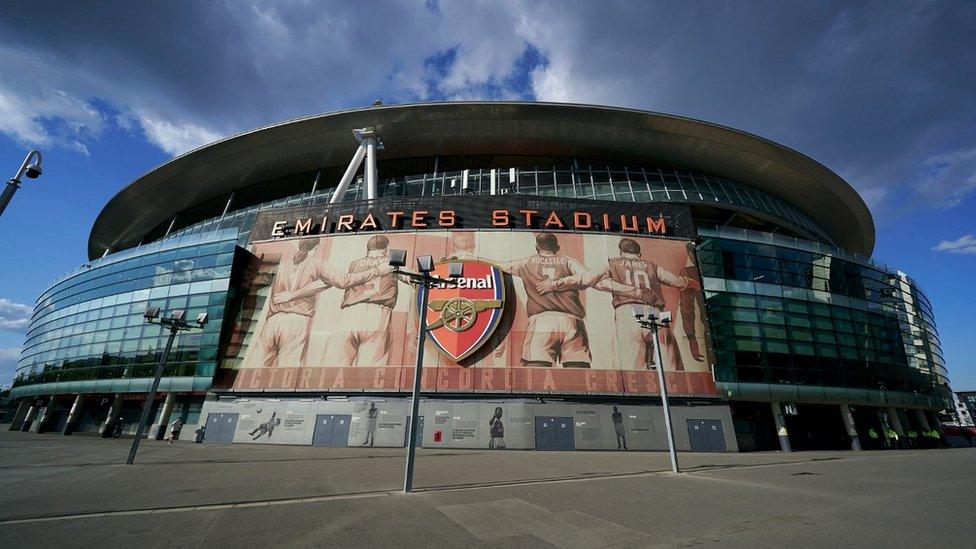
[137, 114, 225, 157]
[933, 234, 976, 255]
[0, 86, 103, 156]
[0, 347, 21, 387]
[0, 298, 32, 331]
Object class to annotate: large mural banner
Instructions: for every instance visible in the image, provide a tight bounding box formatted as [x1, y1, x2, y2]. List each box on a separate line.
[218, 230, 717, 396]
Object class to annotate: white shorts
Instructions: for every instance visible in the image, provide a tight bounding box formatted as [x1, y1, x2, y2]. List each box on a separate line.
[614, 306, 680, 370]
[326, 303, 393, 366]
[522, 311, 591, 366]
[260, 312, 312, 368]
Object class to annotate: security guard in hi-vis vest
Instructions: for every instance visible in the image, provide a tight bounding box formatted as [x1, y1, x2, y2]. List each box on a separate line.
[326, 235, 405, 367]
[540, 237, 698, 371]
[258, 238, 391, 368]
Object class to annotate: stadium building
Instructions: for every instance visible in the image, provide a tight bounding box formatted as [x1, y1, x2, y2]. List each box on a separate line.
[6, 102, 949, 452]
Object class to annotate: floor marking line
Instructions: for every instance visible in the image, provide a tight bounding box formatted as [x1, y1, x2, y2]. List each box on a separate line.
[0, 491, 392, 525]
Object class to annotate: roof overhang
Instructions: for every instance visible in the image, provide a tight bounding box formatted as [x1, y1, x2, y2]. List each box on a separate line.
[88, 102, 875, 258]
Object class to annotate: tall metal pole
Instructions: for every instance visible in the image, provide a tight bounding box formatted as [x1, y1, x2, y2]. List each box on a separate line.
[2, 149, 42, 219]
[652, 323, 680, 473]
[126, 326, 178, 465]
[403, 280, 430, 493]
[0, 180, 19, 218]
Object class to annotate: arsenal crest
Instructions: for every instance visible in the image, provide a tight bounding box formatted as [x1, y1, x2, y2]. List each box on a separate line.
[419, 260, 505, 361]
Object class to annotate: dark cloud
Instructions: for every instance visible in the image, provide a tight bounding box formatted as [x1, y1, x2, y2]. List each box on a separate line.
[526, 1, 976, 218]
[0, 1, 973, 219]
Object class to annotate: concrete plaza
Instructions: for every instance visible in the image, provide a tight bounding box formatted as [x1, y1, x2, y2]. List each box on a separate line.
[0, 430, 971, 547]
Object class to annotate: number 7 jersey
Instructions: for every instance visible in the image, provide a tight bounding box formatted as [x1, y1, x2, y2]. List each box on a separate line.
[504, 254, 586, 318]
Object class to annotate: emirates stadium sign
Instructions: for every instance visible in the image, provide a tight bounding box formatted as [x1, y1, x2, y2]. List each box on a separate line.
[250, 195, 696, 242]
[421, 261, 505, 361]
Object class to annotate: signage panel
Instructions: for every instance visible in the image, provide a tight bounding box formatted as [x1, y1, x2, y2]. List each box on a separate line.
[249, 195, 696, 242]
[220, 222, 717, 397]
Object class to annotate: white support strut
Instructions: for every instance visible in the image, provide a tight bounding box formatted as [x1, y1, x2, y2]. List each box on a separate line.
[330, 142, 368, 204]
[365, 137, 377, 200]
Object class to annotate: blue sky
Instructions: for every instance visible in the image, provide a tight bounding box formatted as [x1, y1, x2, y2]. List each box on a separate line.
[0, 1, 974, 389]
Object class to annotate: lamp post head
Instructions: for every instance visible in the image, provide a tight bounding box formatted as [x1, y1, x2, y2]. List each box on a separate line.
[144, 306, 161, 322]
[196, 312, 209, 326]
[25, 162, 42, 179]
[388, 249, 407, 269]
[416, 255, 434, 274]
[632, 304, 646, 320]
[448, 262, 464, 279]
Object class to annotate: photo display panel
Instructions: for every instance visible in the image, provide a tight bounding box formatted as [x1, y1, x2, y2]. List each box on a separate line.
[218, 198, 716, 397]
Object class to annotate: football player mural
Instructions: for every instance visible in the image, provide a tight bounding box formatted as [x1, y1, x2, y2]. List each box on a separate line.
[222, 231, 716, 396]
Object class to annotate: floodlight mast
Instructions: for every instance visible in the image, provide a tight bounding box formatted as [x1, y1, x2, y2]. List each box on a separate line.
[633, 304, 680, 474]
[126, 309, 208, 465]
[390, 250, 463, 493]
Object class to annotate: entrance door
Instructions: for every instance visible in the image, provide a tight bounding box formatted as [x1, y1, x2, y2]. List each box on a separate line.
[312, 414, 352, 447]
[331, 414, 351, 446]
[784, 404, 848, 451]
[554, 417, 574, 450]
[704, 420, 727, 452]
[535, 417, 574, 450]
[48, 409, 69, 434]
[687, 419, 710, 451]
[204, 413, 239, 443]
[204, 413, 224, 443]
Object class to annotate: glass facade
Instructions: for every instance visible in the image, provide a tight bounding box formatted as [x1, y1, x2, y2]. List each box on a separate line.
[11, 162, 947, 413]
[698, 226, 947, 406]
[165, 165, 836, 250]
[10, 229, 239, 396]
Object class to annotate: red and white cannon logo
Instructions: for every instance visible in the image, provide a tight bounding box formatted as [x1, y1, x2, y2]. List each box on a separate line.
[419, 260, 505, 361]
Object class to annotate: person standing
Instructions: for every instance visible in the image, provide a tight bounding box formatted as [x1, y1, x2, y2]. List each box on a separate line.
[166, 418, 183, 444]
[868, 427, 880, 449]
[611, 406, 628, 450]
[489, 407, 506, 449]
[885, 426, 899, 449]
[362, 402, 378, 446]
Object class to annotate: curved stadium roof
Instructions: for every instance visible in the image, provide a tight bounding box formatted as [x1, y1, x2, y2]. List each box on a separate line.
[88, 102, 875, 259]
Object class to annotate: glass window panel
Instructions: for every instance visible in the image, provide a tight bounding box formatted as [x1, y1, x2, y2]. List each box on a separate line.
[733, 338, 761, 352]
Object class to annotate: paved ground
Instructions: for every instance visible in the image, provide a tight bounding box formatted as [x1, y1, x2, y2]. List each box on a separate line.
[0, 430, 972, 547]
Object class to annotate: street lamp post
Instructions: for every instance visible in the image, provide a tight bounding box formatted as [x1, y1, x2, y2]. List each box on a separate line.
[1, 149, 43, 218]
[633, 305, 680, 474]
[125, 308, 208, 465]
[389, 250, 463, 493]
